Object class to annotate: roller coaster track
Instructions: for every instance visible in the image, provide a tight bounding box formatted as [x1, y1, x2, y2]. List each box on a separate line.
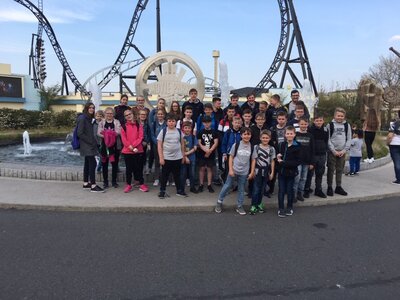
[97, 0, 149, 89]
[14, 0, 88, 94]
[253, 0, 290, 95]
[83, 58, 145, 90]
[254, 0, 317, 97]
[17, 0, 317, 98]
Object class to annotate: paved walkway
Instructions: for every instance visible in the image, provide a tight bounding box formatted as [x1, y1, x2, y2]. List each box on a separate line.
[0, 161, 399, 213]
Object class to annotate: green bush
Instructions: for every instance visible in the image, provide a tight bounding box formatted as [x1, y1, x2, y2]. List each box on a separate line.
[51, 110, 77, 128]
[0, 108, 77, 130]
[316, 92, 360, 125]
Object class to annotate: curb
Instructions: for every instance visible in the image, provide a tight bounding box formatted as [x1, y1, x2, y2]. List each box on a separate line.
[0, 154, 392, 182]
[1, 191, 399, 213]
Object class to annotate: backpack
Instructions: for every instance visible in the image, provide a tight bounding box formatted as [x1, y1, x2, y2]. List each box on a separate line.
[161, 127, 182, 142]
[329, 121, 349, 141]
[71, 115, 83, 150]
[71, 125, 80, 150]
[233, 141, 254, 160]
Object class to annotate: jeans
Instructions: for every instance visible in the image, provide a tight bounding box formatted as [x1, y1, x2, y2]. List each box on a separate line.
[349, 156, 361, 173]
[389, 145, 400, 181]
[180, 160, 196, 190]
[364, 131, 376, 159]
[278, 174, 295, 210]
[218, 174, 247, 207]
[293, 164, 309, 193]
[251, 171, 269, 206]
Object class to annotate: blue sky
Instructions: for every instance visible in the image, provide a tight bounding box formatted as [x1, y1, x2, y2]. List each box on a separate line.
[1, 0, 400, 93]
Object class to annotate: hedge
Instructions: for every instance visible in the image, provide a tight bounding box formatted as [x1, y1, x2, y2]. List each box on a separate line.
[0, 108, 77, 130]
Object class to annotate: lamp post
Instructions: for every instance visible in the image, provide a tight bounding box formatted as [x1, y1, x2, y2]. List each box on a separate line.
[212, 50, 220, 94]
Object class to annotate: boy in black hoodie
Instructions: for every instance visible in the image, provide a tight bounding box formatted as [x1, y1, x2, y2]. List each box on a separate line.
[293, 117, 315, 202]
[304, 115, 329, 198]
[277, 126, 301, 217]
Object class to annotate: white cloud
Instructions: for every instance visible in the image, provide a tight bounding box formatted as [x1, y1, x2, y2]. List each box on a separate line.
[389, 35, 400, 42]
[0, 9, 37, 23]
[0, 7, 93, 24]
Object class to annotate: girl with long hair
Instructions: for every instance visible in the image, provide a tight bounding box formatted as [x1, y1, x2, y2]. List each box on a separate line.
[363, 108, 379, 163]
[77, 102, 104, 192]
[121, 109, 148, 193]
[170, 100, 181, 120]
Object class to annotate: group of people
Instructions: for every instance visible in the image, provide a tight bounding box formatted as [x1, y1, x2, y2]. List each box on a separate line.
[76, 88, 384, 217]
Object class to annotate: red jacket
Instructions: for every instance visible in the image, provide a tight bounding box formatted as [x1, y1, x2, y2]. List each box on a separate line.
[120, 121, 144, 154]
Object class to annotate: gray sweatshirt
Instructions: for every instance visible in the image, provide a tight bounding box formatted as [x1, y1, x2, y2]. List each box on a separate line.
[326, 119, 352, 153]
[349, 138, 363, 157]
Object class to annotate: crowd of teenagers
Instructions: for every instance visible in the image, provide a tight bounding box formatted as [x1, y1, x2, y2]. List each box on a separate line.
[76, 88, 383, 217]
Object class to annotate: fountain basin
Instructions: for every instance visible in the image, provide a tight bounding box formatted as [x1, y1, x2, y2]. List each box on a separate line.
[0, 141, 83, 166]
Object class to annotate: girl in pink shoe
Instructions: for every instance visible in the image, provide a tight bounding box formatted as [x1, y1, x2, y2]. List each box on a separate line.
[121, 109, 149, 193]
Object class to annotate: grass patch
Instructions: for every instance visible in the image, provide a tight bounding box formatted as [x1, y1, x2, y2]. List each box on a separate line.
[362, 132, 389, 159]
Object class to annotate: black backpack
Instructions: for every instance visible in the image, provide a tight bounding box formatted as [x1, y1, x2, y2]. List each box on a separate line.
[329, 121, 349, 141]
[233, 141, 254, 160]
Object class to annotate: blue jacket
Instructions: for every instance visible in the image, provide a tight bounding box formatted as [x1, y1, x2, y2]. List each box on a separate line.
[150, 120, 166, 145]
[221, 128, 241, 155]
[196, 112, 218, 132]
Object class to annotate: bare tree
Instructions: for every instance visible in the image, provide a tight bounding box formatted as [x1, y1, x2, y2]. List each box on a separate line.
[362, 53, 400, 125]
[365, 54, 400, 88]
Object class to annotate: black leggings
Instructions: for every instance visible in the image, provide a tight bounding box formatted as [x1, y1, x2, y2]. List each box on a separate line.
[364, 131, 376, 159]
[124, 153, 145, 185]
[84, 156, 96, 184]
[102, 158, 118, 185]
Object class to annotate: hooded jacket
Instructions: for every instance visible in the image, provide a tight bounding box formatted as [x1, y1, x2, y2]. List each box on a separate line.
[221, 128, 241, 155]
[120, 121, 144, 155]
[326, 119, 352, 152]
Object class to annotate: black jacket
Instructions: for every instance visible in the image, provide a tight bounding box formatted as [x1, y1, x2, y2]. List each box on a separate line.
[265, 105, 287, 129]
[250, 123, 268, 146]
[77, 114, 99, 157]
[277, 141, 301, 177]
[309, 124, 328, 155]
[295, 131, 315, 165]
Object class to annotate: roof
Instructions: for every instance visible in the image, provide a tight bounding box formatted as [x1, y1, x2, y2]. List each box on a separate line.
[230, 87, 269, 97]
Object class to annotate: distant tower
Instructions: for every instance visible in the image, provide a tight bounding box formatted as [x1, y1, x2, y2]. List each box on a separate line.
[212, 50, 220, 94]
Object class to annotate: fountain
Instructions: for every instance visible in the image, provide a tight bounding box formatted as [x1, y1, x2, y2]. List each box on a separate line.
[22, 131, 32, 156]
[0, 132, 82, 166]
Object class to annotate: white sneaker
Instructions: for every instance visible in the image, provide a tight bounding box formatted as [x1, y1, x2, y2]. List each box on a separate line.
[153, 179, 159, 186]
[370, 157, 375, 163]
[186, 179, 190, 187]
[166, 181, 170, 186]
[171, 181, 175, 186]
[363, 158, 370, 163]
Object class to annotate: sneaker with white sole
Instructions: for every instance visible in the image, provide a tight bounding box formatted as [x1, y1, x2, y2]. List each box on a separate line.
[186, 179, 190, 187]
[278, 210, 286, 218]
[176, 192, 188, 197]
[83, 183, 91, 189]
[124, 184, 132, 193]
[139, 184, 149, 192]
[90, 185, 105, 193]
[285, 209, 294, 216]
[236, 206, 246, 215]
[153, 179, 159, 186]
[215, 202, 222, 213]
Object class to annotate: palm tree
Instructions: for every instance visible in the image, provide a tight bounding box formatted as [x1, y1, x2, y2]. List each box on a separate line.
[38, 84, 64, 111]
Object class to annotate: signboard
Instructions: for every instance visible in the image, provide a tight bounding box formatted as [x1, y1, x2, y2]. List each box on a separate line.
[0, 76, 23, 98]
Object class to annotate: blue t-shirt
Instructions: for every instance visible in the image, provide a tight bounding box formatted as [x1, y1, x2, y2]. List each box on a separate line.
[184, 134, 198, 162]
